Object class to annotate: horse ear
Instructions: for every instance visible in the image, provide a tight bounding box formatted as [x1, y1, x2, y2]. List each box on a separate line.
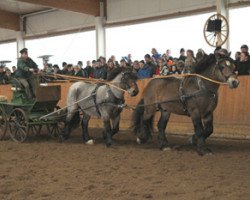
[228, 51, 231, 57]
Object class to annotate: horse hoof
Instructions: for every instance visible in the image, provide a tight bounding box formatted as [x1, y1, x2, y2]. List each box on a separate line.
[106, 140, 116, 147]
[136, 137, 141, 144]
[162, 147, 171, 151]
[188, 135, 197, 146]
[197, 148, 213, 156]
[86, 139, 95, 145]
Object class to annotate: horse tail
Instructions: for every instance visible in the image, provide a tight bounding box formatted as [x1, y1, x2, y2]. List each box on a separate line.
[132, 98, 145, 134]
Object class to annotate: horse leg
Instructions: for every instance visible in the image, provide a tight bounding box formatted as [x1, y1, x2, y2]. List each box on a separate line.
[60, 110, 79, 141]
[111, 114, 120, 137]
[81, 114, 94, 145]
[203, 113, 214, 140]
[191, 113, 211, 155]
[190, 113, 214, 146]
[157, 111, 171, 151]
[103, 119, 114, 147]
[137, 108, 155, 144]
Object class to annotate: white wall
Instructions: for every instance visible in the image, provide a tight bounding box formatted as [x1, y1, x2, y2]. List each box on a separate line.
[0, 28, 17, 42]
[107, 0, 250, 23]
[107, 0, 216, 23]
[25, 10, 95, 36]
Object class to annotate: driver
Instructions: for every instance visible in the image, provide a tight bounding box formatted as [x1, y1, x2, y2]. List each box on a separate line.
[15, 48, 38, 99]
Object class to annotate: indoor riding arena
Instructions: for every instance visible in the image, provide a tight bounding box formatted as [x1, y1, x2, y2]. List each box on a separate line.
[0, 1, 249, 200]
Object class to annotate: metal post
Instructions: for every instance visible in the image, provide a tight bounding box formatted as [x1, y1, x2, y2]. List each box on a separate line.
[216, 0, 229, 49]
[95, 1, 106, 58]
[16, 17, 25, 58]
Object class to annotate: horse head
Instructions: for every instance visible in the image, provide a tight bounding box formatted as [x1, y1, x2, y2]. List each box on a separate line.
[120, 70, 139, 96]
[214, 51, 239, 89]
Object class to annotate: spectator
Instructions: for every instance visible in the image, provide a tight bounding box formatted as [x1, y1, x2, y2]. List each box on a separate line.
[53, 64, 61, 74]
[93, 59, 107, 80]
[235, 51, 241, 63]
[120, 58, 130, 71]
[0, 66, 7, 84]
[240, 44, 249, 54]
[179, 48, 186, 62]
[151, 48, 161, 61]
[77, 61, 88, 77]
[144, 54, 157, 75]
[158, 58, 170, 76]
[110, 55, 119, 67]
[132, 60, 140, 73]
[85, 60, 93, 78]
[184, 49, 196, 74]
[100, 56, 107, 68]
[4, 68, 12, 83]
[171, 65, 180, 74]
[73, 65, 86, 77]
[237, 52, 250, 75]
[67, 64, 74, 75]
[165, 49, 173, 61]
[137, 60, 153, 79]
[107, 59, 120, 80]
[61, 62, 68, 74]
[12, 66, 17, 77]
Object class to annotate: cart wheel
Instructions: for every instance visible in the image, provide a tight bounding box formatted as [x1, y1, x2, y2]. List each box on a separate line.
[9, 108, 28, 142]
[28, 125, 42, 136]
[47, 122, 65, 138]
[0, 107, 7, 140]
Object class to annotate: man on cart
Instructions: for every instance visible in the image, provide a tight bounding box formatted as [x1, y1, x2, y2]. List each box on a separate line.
[15, 48, 38, 99]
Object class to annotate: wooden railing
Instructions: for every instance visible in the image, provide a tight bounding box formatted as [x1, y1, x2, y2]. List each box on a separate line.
[1, 76, 249, 139]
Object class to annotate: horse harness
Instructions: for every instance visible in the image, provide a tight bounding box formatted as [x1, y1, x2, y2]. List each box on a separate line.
[179, 77, 217, 116]
[91, 83, 125, 117]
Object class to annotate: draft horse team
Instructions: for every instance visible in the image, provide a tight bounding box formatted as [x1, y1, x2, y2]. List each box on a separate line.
[59, 49, 239, 155]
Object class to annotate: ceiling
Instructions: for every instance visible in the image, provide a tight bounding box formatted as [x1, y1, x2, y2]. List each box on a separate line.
[0, 0, 51, 15]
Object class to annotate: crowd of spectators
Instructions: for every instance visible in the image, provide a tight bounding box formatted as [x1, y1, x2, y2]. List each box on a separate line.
[0, 44, 249, 85]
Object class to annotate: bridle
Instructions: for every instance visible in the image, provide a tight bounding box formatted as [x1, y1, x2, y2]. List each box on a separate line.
[120, 71, 137, 90]
[214, 57, 235, 81]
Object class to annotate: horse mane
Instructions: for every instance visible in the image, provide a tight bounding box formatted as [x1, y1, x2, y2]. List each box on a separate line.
[106, 67, 123, 81]
[194, 53, 216, 73]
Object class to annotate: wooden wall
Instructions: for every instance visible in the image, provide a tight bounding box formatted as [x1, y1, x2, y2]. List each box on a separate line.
[1, 76, 250, 139]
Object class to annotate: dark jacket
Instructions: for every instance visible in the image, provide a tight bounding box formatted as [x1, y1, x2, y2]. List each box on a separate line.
[15, 57, 38, 79]
[0, 71, 8, 84]
[137, 65, 153, 79]
[237, 60, 250, 75]
[93, 66, 107, 80]
[146, 61, 157, 75]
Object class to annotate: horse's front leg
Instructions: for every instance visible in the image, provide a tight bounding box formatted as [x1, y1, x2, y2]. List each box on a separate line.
[189, 113, 213, 146]
[157, 111, 171, 151]
[81, 114, 94, 145]
[191, 112, 211, 155]
[103, 119, 114, 147]
[111, 114, 120, 137]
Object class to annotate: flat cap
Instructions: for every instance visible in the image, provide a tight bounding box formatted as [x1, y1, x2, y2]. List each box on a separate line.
[20, 48, 28, 54]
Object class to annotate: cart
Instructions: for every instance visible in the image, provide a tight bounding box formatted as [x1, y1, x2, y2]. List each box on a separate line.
[0, 80, 65, 142]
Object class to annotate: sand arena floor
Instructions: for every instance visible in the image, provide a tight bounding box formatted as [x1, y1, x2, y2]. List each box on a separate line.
[0, 128, 249, 200]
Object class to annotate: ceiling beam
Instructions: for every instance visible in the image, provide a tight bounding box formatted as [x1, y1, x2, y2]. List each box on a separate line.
[0, 9, 20, 31]
[18, 0, 100, 16]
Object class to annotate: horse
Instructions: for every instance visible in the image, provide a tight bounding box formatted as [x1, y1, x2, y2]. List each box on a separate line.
[60, 69, 139, 146]
[133, 51, 239, 155]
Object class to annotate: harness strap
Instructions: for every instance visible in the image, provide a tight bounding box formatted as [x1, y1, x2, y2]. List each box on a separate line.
[91, 83, 103, 117]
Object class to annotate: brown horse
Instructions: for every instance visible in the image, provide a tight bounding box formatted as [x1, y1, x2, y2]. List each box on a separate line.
[133, 52, 239, 155]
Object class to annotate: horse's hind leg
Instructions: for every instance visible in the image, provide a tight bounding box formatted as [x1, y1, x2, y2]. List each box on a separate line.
[81, 114, 94, 145]
[60, 109, 79, 141]
[157, 111, 171, 151]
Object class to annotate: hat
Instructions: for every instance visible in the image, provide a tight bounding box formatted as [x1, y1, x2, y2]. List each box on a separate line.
[77, 61, 83, 66]
[144, 54, 151, 59]
[241, 44, 248, 49]
[19, 48, 28, 54]
[53, 64, 59, 69]
[139, 60, 145, 64]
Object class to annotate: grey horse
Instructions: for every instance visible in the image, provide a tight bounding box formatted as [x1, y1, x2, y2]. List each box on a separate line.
[60, 69, 139, 146]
